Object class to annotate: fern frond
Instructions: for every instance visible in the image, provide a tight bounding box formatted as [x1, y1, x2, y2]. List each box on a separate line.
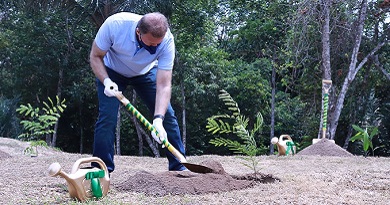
[206, 118, 233, 134]
[251, 112, 264, 137]
[43, 101, 50, 114]
[207, 90, 264, 174]
[48, 96, 54, 107]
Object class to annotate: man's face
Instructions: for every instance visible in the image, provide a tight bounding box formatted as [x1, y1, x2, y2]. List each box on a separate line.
[136, 28, 164, 54]
[136, 28, 164, 46]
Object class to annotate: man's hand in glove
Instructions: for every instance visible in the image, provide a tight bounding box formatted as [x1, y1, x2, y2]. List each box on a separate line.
[151, 117, 167, 144]
[103, 78, 118, 97]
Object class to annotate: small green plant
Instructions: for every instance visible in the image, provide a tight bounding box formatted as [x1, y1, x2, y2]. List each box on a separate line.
[16, 96, 66, 156]
[206, 90, 264, 175]
[350, 124, 379, 157]
[23, 140, 48, 157]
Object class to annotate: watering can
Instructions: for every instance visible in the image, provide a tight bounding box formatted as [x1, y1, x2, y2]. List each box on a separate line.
[48, 157, 110, 201]
[271, 135, 296, 156]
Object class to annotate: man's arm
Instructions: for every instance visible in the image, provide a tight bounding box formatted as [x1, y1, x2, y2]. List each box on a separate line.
[155, 69, 172, 116]
[90, 40, 109, 83]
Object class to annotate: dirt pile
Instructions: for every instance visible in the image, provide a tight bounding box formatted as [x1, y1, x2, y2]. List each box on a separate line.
[115, 139, 353, 196]
[0, 150, 11, 159]
[115, 160, 279, 196]
[297, 138, 353, 157]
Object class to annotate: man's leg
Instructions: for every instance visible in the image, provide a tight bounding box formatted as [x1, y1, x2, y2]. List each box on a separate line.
[130, 67, 187, 171]
[92, 78, 120, 173]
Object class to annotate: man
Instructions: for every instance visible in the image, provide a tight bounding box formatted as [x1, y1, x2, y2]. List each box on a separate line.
[89, 12, 187, 173]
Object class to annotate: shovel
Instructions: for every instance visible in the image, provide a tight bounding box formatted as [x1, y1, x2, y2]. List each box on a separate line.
[114, 91, 213, 174]
[313, 79, 335, 144]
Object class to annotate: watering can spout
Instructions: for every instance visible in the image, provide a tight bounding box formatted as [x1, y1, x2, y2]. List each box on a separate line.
[48, 157, 110, 202]
[48, 162, 74, 187]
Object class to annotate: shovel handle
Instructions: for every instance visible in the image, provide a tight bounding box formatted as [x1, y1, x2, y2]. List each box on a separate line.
[322, 79, 332, 139]
[114, 92, 187, 163]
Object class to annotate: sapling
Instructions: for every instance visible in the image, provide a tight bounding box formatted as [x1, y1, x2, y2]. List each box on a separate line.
[16, 96, 66, 156]
[206, 90, 264, 175]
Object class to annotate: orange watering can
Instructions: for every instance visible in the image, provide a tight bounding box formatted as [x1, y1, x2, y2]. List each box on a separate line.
[48, 157, 110, 201]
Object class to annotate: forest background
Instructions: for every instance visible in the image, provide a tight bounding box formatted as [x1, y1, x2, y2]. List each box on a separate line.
[0, 0, 389, 157]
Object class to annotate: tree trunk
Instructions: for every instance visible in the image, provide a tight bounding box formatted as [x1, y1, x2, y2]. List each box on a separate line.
[52, 64, 63, 147]
[129, 90, 160, 157]
[374, 55, 390, 80]
[79, 99, 84, 154]
[116, 107, 121, 155]
[317, 0, 332, 139]
[135, 122, 161, 157]
[181, 76, 187, 150]
[175, 49, 186, 150]
[130, 91, 144, 156]
[90, 0, 113, 28]
[328, 0, 381, 140]
[270, 59, 276, 154]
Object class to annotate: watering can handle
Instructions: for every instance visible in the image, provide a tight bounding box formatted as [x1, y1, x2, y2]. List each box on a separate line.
[70, 157, 109, 176]
[279, 134, 293, 142]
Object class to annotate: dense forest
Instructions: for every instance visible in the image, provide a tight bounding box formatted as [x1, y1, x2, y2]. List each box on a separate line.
[0, 0, 389, 157]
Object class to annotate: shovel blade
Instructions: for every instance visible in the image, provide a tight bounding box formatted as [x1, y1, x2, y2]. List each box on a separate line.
[182, 163, 214, 174]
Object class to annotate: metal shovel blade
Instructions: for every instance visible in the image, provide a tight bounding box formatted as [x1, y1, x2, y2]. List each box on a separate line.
[182, 163, 214, 174]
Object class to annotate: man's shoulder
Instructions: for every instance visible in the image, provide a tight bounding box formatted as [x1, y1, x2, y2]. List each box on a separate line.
[106, 12, 142, 23]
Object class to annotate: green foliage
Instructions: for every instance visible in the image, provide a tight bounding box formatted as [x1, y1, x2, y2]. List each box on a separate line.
[23, 140, 48, 157]
[350, 124, 380, 157]
[207, 90, 264, 174]
[16, 96, 66, 142]
[0, 0, 389, 157]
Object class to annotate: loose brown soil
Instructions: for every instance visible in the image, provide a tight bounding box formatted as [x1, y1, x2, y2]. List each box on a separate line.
[1, 137, 389, 205]
[297, 138, 353, 157]
[115, 138, 349, 196]
[116, 160, 279, 196]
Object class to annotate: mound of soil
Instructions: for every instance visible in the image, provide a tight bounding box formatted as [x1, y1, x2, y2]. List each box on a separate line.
[115, 160, 279, 196]
[0, 150, 11, 159]
[297, 138, 353, 157]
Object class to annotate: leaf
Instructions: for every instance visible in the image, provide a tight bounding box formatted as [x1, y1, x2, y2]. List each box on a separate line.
[350, 132, 363, 142]
[369, 127, 379, 138]
[352, 124, 365, 132]
[363, 132, 370, 151]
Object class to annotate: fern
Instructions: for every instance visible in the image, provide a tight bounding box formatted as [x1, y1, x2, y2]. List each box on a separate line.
[207, 90, 264, 174]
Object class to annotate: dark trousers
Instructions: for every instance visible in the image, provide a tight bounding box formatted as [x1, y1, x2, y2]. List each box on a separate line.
[92, 67, 186, 172]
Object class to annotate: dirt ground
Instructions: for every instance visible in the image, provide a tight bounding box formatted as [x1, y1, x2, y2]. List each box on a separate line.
[0, 137, 389, 204]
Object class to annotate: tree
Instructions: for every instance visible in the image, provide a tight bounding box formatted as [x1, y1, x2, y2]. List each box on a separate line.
[327, 0, 387, 142]
[288, 0, 389, 148]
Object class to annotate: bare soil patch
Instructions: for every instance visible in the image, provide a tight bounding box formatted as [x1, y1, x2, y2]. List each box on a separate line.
[1, 137, 389, 205]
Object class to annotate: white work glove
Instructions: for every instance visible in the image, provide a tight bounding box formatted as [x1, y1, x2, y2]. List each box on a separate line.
[103, 78, 118, 97]
[151, 118, 167, 144]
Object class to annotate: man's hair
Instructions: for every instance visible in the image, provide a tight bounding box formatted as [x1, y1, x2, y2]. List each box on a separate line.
[137, 12, 169, 38]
